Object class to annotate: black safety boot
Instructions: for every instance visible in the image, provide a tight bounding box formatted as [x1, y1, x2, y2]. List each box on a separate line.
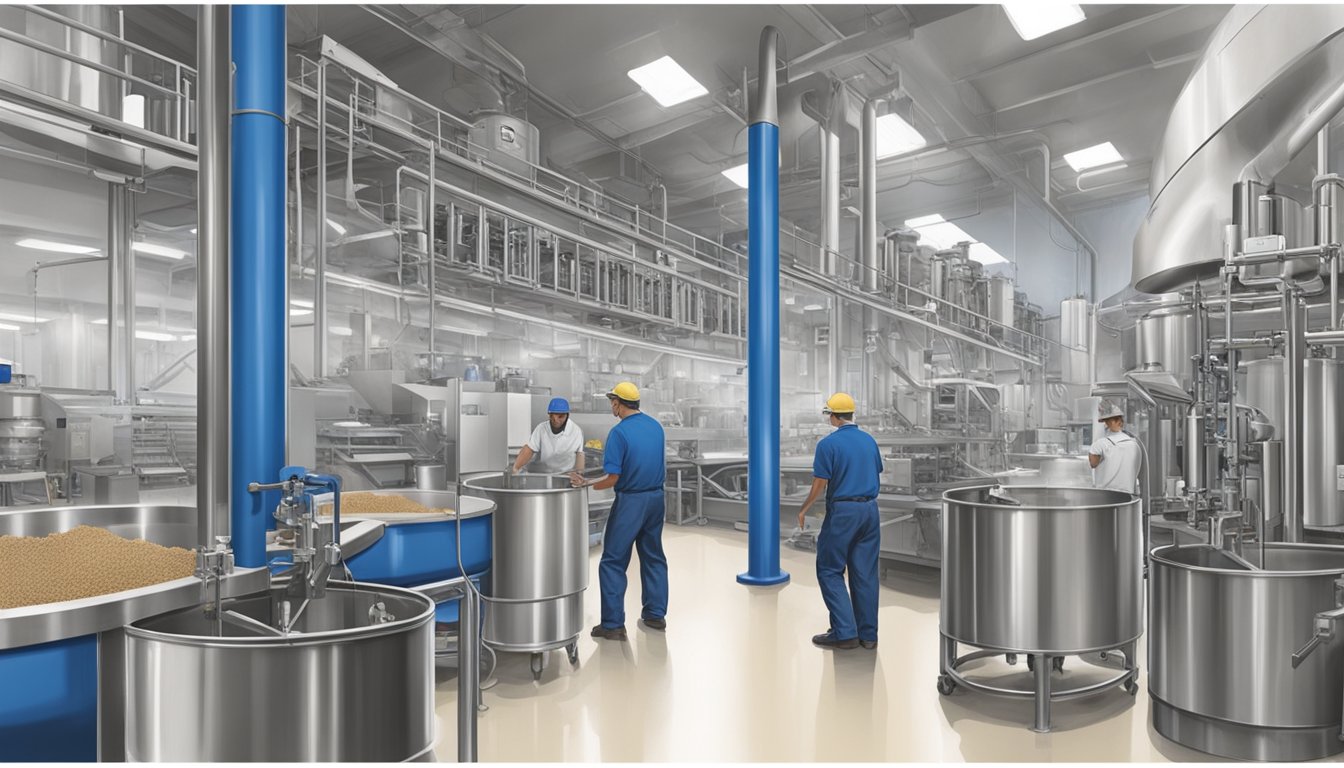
[812, 632, 860, 650]
[640, 616, 667, 631]
[591, 624, 628, 641]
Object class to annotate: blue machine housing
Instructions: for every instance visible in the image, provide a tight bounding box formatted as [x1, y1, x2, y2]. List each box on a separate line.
[0, 636, 97, 762]
[344, 514, 492, 588]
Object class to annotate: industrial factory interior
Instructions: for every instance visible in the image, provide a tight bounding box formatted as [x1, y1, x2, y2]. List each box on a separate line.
[9, 1, 1344, 764]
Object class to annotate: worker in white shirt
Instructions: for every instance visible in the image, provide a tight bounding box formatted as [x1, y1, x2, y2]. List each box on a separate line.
[1089, 401, 1141, 494]
[512, 398, 585, 475]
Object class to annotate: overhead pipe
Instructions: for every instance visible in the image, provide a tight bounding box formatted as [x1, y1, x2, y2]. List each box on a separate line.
[860, 99, 879, 293]
[105, 183, 127, 399]
[738, 26, 789, 588]
[819, 82, 844, 276]
[198, 4, 230, 549]
[315, 59, 328, 378]
[231, 5, 287, 568]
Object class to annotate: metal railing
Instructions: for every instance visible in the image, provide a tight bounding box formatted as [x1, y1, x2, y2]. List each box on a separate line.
[2, 6, 196, 144]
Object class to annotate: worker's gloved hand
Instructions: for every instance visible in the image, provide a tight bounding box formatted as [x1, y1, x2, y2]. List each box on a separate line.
[568, 471, 586, 488]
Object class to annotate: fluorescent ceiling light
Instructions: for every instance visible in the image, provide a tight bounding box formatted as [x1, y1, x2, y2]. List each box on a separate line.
[722, 148, 785, 189]
[529, 350, 555, 359]
[905, 214, 1008, 265]
[968, 243, 1008, 266]
[721, 164, 751, 189]
[326, 218, 348, 236]
[330, 326, 354, 337]
[1003, 2, 1085, 41]
[290, 308, 313, 317]
[0, 323, 20, 332]
[875, 113, 927, 158]
[0, 312, 51, 324]
[92, 318, 108, 325]
[190, 228, 197, 235]
[133, 242, 187, 260]
[16, 238, 99, 255]
[627, 55, 708, 108]
[291, 299, 314, 309]
[803, 304, 824, 312]
[436, 323, 487, 338]
[135, 330, 177, 342]
[1063, 141, 1123, 172]
[181, 334, 196, 342]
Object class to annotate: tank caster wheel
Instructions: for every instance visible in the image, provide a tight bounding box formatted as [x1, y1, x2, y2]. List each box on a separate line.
[936, 675, 956, 696]
[1053, 656, 1065, 673]
[1005, 653, 1018, 665]
[1124, 678, 1139, 696]
[1026, 656, 1035, 673]
[566, 642, 579, 666]
[530, 653, 545, 681]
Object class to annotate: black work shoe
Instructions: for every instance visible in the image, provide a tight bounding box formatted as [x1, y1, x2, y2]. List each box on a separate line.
[812, 632, 860, 650]
[859, 639, 878, 650]
[591, 624, 627, 641]
[640, 616, 666, 631]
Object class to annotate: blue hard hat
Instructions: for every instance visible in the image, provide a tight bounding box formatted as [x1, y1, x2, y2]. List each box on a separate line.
[547, 397, 571, 414]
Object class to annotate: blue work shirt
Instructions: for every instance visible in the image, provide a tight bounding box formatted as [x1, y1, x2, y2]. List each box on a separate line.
[602, 411, 666, 493]
[813, 423, 884, 502]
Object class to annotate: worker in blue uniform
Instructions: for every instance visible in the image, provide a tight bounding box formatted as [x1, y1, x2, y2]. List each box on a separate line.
[796, 392, 883, 650]
[570, 381, 668, 640]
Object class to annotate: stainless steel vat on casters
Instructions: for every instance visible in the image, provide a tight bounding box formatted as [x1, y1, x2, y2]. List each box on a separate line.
[1149, 543, 1344, 761]
[937, 485, 1142, 732]
[462, 472, 589, 680]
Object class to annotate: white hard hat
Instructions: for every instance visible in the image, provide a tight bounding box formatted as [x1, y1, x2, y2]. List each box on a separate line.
[1097, 401, 1125, 422]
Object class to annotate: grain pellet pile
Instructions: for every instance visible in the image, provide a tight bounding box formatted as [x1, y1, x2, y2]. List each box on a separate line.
[0, 526, 195, 610]
[334, 492, 453, 516]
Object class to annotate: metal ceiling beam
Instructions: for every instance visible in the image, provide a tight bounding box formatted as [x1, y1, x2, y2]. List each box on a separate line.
[992, 51, 1200, 114]
[780, 9, 911, 83]
[954, 6, 1190, 83]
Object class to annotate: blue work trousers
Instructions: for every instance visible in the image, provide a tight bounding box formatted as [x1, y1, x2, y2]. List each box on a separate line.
[816, 499, 880, 642]
[599, 489, 668, 628]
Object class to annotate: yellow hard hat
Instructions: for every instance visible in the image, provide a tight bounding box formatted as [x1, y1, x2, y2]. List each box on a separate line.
[823, 392, 856, 415]
[607, 381, 641, 401]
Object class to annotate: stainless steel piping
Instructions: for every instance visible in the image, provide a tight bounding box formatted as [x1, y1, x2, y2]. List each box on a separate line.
[196, 4, 230, 547]
[426, 143, 436, 363]
[820, 82, 843, 276]
[1284, 287, 1305, 542]
[751, 26, 780, 126]
[314, 59, 328, 379]
[106, 183, 125, 397]
[861, 98, 879, 293]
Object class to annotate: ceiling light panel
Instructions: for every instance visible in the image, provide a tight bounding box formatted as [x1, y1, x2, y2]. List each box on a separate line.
[133, 242, 188, 260]
[875, 113, 927, 158]
[1063, 141, 1124, 172]
[16, 239, 99, 255]
[627, 55, 708, 107]
[1003, 2, 1085, 41]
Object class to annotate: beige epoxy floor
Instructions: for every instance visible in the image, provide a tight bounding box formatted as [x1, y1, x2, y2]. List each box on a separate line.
[425, 525, 1278, 762]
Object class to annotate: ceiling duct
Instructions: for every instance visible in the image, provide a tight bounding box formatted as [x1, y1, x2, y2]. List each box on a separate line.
[1132, 5, 1344, 294]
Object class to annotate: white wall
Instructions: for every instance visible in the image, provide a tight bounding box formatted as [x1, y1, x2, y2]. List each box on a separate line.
[1072, 194, 1151, 301]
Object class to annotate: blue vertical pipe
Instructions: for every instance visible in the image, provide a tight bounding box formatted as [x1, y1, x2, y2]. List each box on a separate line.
[738, 27, 789, 587]
[230, 5, 286, 568]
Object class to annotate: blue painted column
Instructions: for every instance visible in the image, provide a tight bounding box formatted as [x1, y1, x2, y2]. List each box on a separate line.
[230, 5, 286, 568]
[738, 27, 789, 587]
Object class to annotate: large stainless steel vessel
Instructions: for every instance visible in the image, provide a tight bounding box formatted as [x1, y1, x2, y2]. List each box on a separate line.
[938, 485, 1141, 732]
[1149, 543, 1344, 761]
[463, 473, 587, 678]
[942, 485, 1142, 653]
[1303, 358, 1344, 528]
[124, 581, 436, 762]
